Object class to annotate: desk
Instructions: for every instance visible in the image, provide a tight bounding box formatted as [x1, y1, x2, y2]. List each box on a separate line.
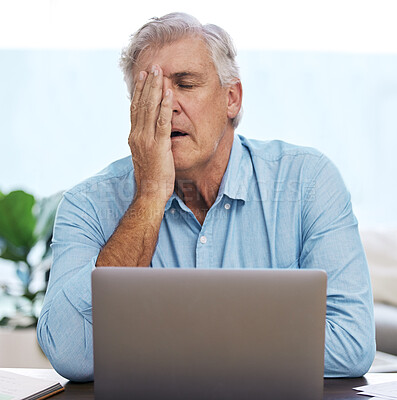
[2, 369, 397, 399]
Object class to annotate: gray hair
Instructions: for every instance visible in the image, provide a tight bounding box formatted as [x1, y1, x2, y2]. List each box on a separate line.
[119, 12, 242, 128]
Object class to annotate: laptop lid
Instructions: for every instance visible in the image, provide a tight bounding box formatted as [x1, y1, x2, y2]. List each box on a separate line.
[92, 268, 327, 400]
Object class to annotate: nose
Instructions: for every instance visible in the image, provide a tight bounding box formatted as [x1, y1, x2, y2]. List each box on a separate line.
[163, 77, 181, 114]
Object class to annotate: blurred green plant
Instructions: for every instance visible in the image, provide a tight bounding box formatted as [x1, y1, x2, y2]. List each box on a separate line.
[0, 190, 62, 328]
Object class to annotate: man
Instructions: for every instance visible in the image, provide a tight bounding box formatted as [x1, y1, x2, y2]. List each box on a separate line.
[37, 12, 375, 382]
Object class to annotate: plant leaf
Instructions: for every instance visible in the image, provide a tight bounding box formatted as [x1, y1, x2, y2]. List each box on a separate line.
[33, 191, 63, 242]
[0, 191, 37, 249]
[0, 316, 11, 326]
[0, 241, 28, 262]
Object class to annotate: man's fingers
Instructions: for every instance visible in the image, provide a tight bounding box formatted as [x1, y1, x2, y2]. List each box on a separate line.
[130, 71, 147, 133]
[155, 89, 173, 141]
[135, 65, 163, 137]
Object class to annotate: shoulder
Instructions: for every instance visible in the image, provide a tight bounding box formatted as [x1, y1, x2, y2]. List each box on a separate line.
[238, 135, 333, 181]
[239, 135, 323, 162]
[56, 156, 134, 225]
[65, 155, 134, 198]
[53, 156, 134, 240]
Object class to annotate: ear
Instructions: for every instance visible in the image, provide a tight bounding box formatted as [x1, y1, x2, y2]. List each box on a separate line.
[226, 80, 243, 121]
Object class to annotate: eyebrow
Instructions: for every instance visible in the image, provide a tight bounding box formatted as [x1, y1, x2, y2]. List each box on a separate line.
[166, 71, 206, 81]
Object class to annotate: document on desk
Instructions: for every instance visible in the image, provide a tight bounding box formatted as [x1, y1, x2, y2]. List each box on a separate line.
[354, 380, 397, 399]
[370, 352, 397, 373]
[0, 370, 64, 400]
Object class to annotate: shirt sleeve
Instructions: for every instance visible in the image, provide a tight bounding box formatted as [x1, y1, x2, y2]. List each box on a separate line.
[37, 190, 105, 382]
[300, 154, 376, 377]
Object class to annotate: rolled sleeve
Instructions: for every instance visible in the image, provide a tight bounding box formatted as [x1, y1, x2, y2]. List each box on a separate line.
[37, 191, 105, 382]
[300, 155, 376, 377]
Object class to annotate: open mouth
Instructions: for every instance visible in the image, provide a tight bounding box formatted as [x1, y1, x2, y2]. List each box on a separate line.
[171, 131, 188, 138]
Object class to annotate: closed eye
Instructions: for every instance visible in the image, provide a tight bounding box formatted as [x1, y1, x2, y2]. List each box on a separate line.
[168, 71, 206, 89]
[178, 84, 194, 89]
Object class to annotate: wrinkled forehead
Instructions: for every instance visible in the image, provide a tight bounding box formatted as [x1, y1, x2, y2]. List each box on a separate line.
[132, 35, 216, 82]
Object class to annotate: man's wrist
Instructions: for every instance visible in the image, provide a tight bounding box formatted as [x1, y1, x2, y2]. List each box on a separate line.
[129, 194, 168, 221]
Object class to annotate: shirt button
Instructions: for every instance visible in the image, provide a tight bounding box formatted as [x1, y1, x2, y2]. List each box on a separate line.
[200, 236, 207, 244]
[170, 208, 176, 214]
[224, 203, 231, 210]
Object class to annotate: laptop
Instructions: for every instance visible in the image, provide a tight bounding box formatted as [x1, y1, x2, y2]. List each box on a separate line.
[92, 268, 327, 400]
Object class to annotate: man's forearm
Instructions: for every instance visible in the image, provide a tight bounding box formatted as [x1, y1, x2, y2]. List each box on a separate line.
[96, 196, 166, 267]
[96, 64, 175, 268]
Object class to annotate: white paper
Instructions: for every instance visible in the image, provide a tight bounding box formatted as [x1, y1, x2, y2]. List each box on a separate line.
[0, 370, 61, 400]
[358, 395, 396, 400]
[370, 352, 397, 373]
[354, 380, 397, 399]
[371, 397, 397, 400]
[370, 393, 394, 400]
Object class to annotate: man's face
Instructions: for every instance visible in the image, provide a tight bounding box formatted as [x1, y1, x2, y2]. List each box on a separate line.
[134, 36, 236, 175]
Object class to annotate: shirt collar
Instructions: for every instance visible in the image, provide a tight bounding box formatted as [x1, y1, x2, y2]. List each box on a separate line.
[165, 192, 179, 212]
[218, 134, 250, 202]
[165, 134, 250, 212]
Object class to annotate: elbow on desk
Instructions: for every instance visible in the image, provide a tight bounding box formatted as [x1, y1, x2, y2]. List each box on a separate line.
[343, 351, 375, 378]
[325, 337, 376, 378]
[37, 312, 94, 382]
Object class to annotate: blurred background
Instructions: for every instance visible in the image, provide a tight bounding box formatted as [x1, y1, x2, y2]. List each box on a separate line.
[1, 0, 396, 224]
[1, 0, 397, 364]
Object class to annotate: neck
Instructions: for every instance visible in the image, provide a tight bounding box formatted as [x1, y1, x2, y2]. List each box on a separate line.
[175, 132, 234, 223]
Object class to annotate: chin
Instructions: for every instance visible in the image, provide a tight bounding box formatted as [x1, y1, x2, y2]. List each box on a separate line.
[172, 149, 193, 172]
[174, 160, 193, 173]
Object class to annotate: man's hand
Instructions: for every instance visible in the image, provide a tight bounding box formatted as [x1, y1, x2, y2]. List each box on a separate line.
[128, 65, 175, 204]
[96, 65, 174, 268]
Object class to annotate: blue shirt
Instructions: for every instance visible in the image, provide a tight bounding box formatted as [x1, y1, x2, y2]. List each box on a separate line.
[37, 134, 375, 381]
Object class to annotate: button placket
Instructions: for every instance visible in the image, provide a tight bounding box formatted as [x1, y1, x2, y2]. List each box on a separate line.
[195, 211, 214, 268]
